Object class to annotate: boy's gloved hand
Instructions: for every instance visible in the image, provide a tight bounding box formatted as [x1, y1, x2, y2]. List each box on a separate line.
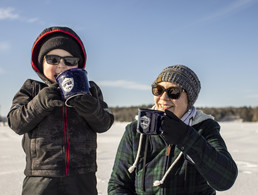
[89, 84, 98, 99]
[161, 110, 189, 145]
[69, 86, 100, 115]
[37, 83, 64, 111]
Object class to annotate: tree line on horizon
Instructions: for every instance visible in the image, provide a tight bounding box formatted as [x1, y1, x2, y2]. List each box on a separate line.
[1, 105, 258, 123]
[109, 105, 258, 122]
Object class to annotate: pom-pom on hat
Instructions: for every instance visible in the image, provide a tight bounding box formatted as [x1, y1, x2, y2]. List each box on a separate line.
[152, 65, 201, 109]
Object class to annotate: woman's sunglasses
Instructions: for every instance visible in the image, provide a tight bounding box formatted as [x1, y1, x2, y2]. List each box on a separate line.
[44, 55, 80, 66]
[152, 85, 185, 99]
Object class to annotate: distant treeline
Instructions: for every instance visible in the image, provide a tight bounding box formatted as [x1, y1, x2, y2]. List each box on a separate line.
[0, 115, 7, 123]
[1, 106, 258, 123]
[110, 105, 258, 122]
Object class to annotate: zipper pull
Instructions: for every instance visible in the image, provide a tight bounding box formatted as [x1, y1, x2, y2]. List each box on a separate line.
[166, 144, 171, 156]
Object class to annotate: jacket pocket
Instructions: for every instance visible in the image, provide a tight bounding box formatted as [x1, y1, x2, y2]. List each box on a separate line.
[69, 142, 97, 171]
[32, 138, 63, 170]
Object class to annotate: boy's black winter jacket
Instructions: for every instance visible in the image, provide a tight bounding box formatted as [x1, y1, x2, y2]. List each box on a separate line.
[7, 26, 114, 177]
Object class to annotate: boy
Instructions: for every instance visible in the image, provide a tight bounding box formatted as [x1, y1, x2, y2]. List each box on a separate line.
[8, 26, 114, 195]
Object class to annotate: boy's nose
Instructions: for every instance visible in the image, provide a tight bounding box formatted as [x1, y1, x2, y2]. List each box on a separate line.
[57, 59, 66, 67]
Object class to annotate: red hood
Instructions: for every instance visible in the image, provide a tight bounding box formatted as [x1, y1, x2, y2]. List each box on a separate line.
[31, 26, 87, 74]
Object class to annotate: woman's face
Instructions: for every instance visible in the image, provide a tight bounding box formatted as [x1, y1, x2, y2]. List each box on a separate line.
[154, 81, 188, 118]
[42, 49, 78, 82]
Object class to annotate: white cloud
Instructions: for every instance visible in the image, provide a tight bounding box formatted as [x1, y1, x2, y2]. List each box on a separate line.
[98, 80, 150, 90]
[0, 42, 11, 51]
[171, 0, 255, 34]
[0, 7, 19, 20]
[0, 7, 40, 23]
[199, 0, 254, 23]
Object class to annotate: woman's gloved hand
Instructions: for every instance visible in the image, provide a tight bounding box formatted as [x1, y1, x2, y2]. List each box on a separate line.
[161, 110, 189, 145]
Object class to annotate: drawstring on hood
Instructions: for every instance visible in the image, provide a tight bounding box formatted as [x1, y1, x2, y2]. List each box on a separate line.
[153, 150, 184, 187]
[128, 133, 144, 173]
[153, 107, 196, 187]
[128, 107, 197, 188]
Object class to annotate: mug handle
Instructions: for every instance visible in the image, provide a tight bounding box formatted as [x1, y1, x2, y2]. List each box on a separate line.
[159, 115, 165, 134]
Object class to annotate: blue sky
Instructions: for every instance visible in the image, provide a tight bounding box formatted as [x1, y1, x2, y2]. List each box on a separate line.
[0, 0, 258, 116]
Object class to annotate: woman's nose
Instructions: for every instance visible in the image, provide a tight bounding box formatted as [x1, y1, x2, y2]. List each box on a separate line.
[160, 91, 170, 100]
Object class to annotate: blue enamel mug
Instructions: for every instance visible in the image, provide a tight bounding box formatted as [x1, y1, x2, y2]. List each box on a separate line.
[137, 108, 165, 135]
[56, 68, 90, 107]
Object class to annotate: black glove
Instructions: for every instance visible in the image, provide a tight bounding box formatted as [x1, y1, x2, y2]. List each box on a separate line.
[69, 86, 100, 115]
[161, 110, 189, 145]
[89, 84, 98, 99]
[37, 83, 64, 111]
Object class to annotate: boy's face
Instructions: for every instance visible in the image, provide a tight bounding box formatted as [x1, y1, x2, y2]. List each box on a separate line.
[43, 49, 79, 82]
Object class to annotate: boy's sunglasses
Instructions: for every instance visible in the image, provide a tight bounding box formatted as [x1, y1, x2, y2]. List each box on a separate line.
[44, 55, 80, 66]
[152, 85, 185, 99]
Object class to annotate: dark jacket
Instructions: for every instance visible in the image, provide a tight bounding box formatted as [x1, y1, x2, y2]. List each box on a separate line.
[108, 110, 237, 195]
[7, 26, 114, 177]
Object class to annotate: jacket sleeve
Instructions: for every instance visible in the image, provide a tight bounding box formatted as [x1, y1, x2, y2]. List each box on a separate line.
[78, 81, 114, 133]
[7, 79, 51, 135]
[178, 119, 238, 191]
[108, 122, 137, 195]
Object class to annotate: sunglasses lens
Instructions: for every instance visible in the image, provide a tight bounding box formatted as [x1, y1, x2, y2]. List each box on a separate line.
[167, 87, 181, 99]
[45, 55, 60, 65]
[152, 85, 164, 96]
[64, 57, 80, 66]
[45, 55, 79, 66]
[152, 85, 183, 99]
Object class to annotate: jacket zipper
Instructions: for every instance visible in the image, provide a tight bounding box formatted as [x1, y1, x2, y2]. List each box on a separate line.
[63, 106, 70, 175]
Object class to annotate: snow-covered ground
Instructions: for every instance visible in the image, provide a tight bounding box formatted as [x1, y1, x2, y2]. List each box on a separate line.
[0, 121, 257, 195]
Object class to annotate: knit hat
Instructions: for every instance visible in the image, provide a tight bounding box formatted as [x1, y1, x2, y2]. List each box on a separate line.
[152, 65, 201, 109]
[37, 33, 83, 72]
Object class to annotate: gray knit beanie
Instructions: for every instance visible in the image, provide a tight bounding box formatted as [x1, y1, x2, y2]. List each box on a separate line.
[152, 65, 201, 109]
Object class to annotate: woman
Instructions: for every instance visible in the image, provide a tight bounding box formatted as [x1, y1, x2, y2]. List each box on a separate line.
[108, 65, 237, 194]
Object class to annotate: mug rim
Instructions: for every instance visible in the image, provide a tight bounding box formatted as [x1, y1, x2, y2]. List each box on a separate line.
[138, 108, 164, 114]
[65, 92, 90, 107]
[56, 68, 86, 81]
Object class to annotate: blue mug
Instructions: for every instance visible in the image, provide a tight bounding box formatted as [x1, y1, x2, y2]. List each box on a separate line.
[56, 68, 90, 107]
[137, 108, 164, 135]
